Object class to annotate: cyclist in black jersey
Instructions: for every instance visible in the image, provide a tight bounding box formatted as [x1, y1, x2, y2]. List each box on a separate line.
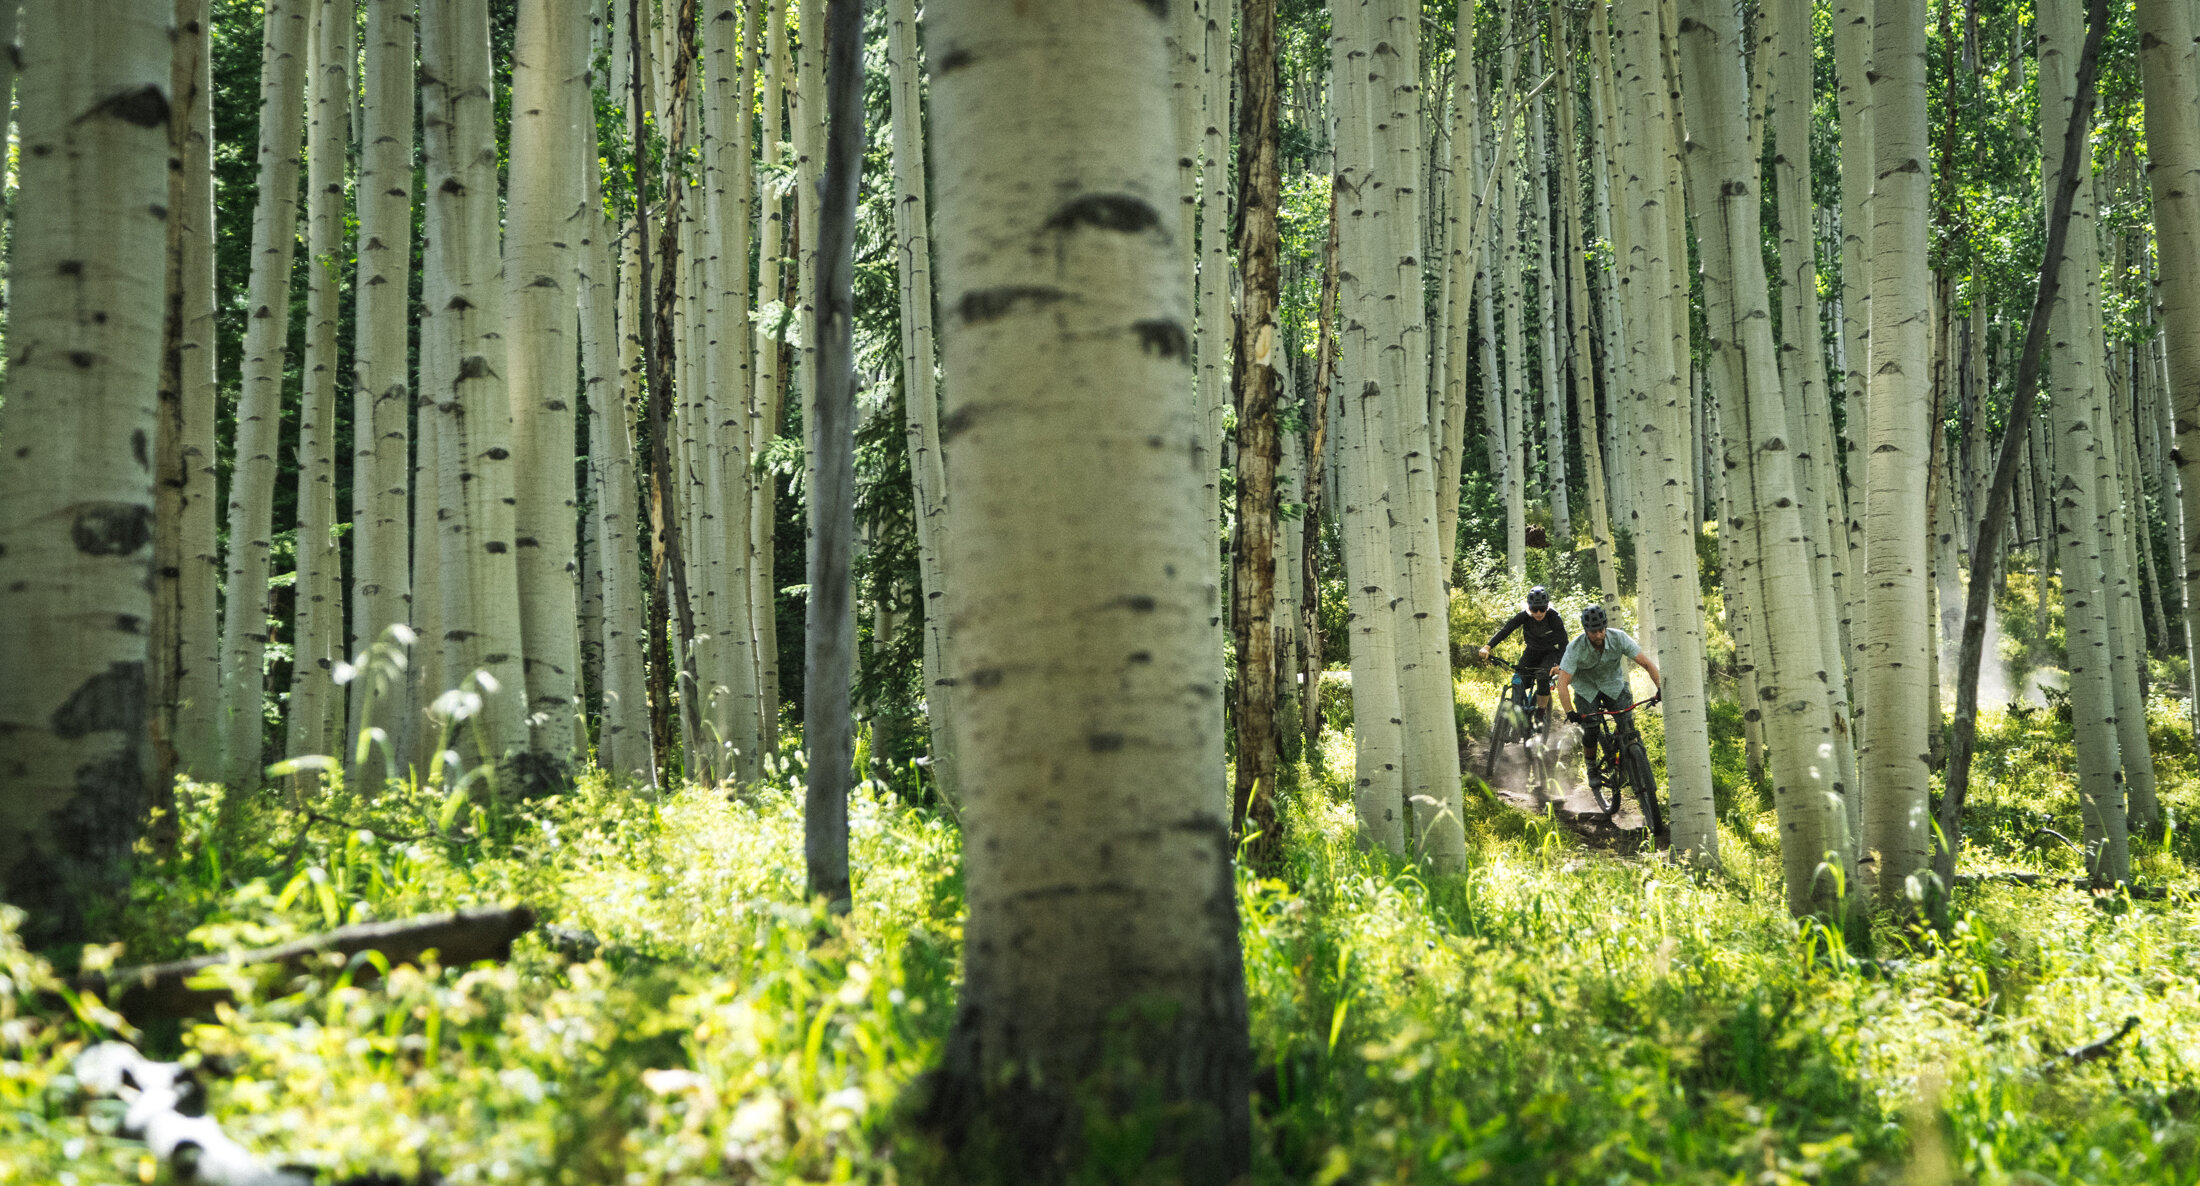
[1478, 586, 1569, 713]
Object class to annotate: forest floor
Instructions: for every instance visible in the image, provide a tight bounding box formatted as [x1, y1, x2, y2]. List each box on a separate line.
[7, 609, 2200, 1182]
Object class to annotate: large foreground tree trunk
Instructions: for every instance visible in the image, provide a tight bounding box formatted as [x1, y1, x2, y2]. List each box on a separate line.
[919, 1, 1250, 1175]
[0, 0, 171, 946]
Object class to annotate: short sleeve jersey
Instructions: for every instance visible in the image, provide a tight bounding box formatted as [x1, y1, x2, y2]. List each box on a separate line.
[1558, 628, 1643, 702]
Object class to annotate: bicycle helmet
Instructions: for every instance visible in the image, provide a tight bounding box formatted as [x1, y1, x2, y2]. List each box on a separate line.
[1580, 604, 1608, 630]
[1526, 585, 1549, 611]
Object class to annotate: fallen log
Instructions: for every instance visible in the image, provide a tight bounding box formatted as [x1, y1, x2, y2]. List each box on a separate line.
[75, 904, 537, 1020]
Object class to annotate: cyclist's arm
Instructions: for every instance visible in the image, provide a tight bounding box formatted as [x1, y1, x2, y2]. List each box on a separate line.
[1636, 653, 1662, 693]
[1484, 612, 1525, 654]
[1553, 669, 1576, 716]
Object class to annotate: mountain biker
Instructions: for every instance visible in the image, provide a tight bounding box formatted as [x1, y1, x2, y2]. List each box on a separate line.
[1554, 604, 1663, 768]
[1478, 586, 1568, 719]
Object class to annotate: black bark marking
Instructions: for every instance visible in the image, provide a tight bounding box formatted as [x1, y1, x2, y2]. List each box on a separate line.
[68, 352, 96, 369]
[458, 354, 494, 379]
[1087, 732, 1127, 752]
[1135, 0, 1168, 18]
[115, 614, 143, 634]
[484, 541, 509, 554]
[51, 662, 147, 738]
[90, 84, 170, 129]
[958, 286, 1066, 325]
[1043, 193, 1162, 235]
[942, 405, 978, 440]
[71, 503, 152, 556]
[485, 446, 510, 460]
[1132, 319, 1190, 359]
[131, 429, 149, 470]
[57, 260, 83, 276]
[969, 667, 1005, 688]
[1124, 595, 1158, 613]
[440, 176, 465, 194]
[1129, 651, 1153, 664]
[938, 46, 975, 72]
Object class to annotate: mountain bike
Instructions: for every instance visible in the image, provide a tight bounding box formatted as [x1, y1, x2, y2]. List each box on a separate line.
[1577, 695, 1663, 836]
[1482, 661, 1552, 792]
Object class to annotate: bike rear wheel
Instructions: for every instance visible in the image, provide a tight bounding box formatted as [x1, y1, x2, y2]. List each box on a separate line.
[1623, 741, 1663, 836]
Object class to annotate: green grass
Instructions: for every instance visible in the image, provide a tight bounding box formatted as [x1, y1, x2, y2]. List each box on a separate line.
[6, 595, 2200, 1181]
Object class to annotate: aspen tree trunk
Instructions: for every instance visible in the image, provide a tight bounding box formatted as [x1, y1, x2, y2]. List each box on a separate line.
[804, 0, 861, 909]
[155, 0, 222, 787]
[1590, 5, 1634, 529]
[1435, 0, 1478, 582]
[1527, 29, 1569, 550]
[350, 0, 417, 785]
[288, 0, 347, 769]
[886, 0, 958, 804]
[1303, 195, 1339, 746]
[1493, 11, 1528, 579]
[2039, 0, 2129, 881]
[750, 0, 790, 758]
[1232, 0, 1283, 861]
[507, 0, 588, 764]
[0, 0, 170, 946]
[2102, 356, 2161, 833]
[702, 0, 764, 782]
[423, 0, 530, 765]
[1679, 0, 1857, 898]
[795, 0, 824, 466]
[921, 3, 1250, 1172]
[1859, 0, 1936, 903]
[1552, 1, 1620, 612]
[217, 0, 309, 788]
[1376, 0, 1465, 870]
[1771, 0, 1859, 779]
[2141, 0, 2200, 764]
[1198, 0, 1233, 726]
[587, 208, 656, 786]
[1834, 0, 1874, 681]
[1612, 0, 1717, 845]
[1332, 0, 1408, 854]
[410, 326, 446, 779]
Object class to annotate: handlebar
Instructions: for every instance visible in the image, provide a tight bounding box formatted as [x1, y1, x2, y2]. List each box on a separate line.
[1573, 694, 1660, 719]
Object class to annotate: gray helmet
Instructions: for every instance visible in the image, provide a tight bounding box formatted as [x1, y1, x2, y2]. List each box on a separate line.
[1526, 586, 1549, 611]
[1580, 604, 1608, 630]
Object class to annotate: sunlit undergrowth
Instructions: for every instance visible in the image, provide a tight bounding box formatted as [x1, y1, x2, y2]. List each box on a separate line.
[5, 706, 2199, 1183]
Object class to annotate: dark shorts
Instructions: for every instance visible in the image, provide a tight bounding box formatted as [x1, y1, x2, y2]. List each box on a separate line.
[1513, 649, 1561, 697]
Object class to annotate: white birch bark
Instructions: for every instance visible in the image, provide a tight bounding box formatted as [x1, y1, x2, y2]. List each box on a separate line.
[1833, 0, 1874, 698]
[590, 216, 656, 785]
[750, 0, 790, 757]
[1332, 0, 1407, 853]
[1858, 0, 1935, 903]
[423, 0, 529, 764]
[217, 0, 309, 787]
[507, 0, 589, 762]
[1527, 29, 1569, 549]
[1372, 0, 1465, 869]
[350, 0, 417, 781]
[165, 0, 223, 781]
[1771, 0, 1860, 821]
[1677, 0, 1851, 896]
[2039, 0, 2129, 880]
[924, 1, 1249, 1167]
[287, 0, 347, 768]
[2140, 0, 2200, 826]
[1435, 0, 1479, 580]
[888, 0, 960, 803]
[702, 0, 764, 782]
[1553, 0, 1620, 612]
[1611, 0, 1717, 842]
[0, 0, 170, 943]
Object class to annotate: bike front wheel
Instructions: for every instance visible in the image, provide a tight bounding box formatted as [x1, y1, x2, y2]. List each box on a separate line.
[1583, 732, 1624, 817]
[1482, 701, 1513, 780]
[1623, 742, 1663, 836]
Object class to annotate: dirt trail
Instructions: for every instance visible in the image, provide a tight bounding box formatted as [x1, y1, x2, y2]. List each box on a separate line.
[1471, 724, 1660, 852]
